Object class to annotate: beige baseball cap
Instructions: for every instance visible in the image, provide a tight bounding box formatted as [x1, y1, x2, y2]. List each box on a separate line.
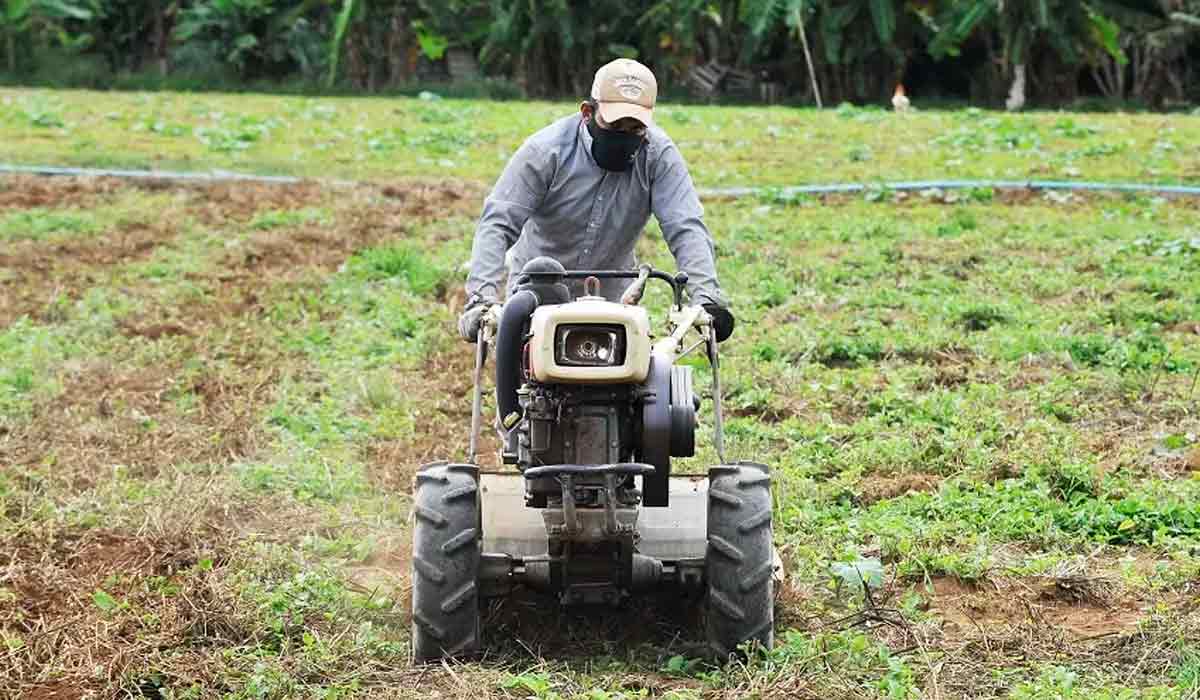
[591, 58, 657, 128]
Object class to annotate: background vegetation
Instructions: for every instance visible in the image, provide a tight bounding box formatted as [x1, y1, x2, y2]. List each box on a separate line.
[2, 0, 1200, 108]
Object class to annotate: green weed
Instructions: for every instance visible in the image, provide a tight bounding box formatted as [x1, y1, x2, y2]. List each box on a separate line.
[813, 335, 885, 367]
[1008, 665, 1183, 699]
[238, 455, 368, 503]
[195, 114, 281, 152]
[20, 96, 65, 128]
[957, 304, 1008, 331]
[0, 319, 68, 419]
[748, 630, 919, 699]
[1039, 462, 1099, 502]
[1065, 332, 1189, 373]
[756, 187, 815, 207]
[343, 244, 449, 297]
[500, 672, 560, 699]
[935, 208, 979, 237]
[0, 208, 98, 241]
[135, 118, 191, 137]
[248, 207, 330, 230]
[1176, 647, 1200, 689]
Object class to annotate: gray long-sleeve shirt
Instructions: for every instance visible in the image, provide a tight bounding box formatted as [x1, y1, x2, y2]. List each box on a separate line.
[466, 114, 726, 307]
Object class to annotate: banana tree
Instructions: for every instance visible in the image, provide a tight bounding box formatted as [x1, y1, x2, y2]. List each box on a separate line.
[929, 0, 1125, 109]
[742, 0, 916, 102]
[329, 0, 488, 89]
[1091, 0, 1200, 104]
[741, 0, 824, 104]
[481, 0, 581, 96]
[788, 0, 823, 106]
[173, 0, 330, 81]
[88, 0, 179, 74]
[328, 0, 417, 89]
[1, 0, 95, 72]
[635, 0, 719, 81]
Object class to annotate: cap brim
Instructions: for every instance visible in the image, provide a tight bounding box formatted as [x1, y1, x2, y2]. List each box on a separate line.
[597, 101, 653, 128]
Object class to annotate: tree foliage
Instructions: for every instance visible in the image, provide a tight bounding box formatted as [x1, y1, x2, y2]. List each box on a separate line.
[2, 0, 95, 72]
[172, 0, 328, 80]
[0, 0, 1197, 106]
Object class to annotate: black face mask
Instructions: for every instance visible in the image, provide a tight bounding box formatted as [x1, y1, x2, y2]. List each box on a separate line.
[587, 117, 644, 172]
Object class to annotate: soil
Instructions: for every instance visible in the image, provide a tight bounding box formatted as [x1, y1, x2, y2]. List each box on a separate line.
[1167, 321, 1200, 335]
[920, 576, 1148, 639]
[0, 177, 479, 326]
[0, 176, 122, 212]
[0, 358, 268, 489]
[22, 682, 85, 700]
[0, 527, 236, 698]
[1, 175, 482, 487]
[0, 175, 486, 696]
[857, 473, 942, 504]
[0, 219, 176, 327]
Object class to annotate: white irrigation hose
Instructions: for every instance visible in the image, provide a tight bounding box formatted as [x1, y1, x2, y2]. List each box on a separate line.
[698, 180, 1200, 198]
[3, 163, 1200, 197]
[0, 163, 305, 184]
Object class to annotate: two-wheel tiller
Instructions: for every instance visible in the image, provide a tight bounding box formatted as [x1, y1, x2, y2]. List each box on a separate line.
[412, 258, 775, 661]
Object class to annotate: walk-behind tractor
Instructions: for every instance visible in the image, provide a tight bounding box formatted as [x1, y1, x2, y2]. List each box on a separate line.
[412, 258, 775, 662]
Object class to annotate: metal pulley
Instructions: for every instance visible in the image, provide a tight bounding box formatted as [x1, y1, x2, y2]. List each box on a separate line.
[640, 357, 699, 507]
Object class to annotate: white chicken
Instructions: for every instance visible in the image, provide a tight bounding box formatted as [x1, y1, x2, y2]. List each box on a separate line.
[891, 84, 911, 112]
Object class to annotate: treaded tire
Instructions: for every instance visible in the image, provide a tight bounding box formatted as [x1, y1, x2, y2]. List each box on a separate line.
[705, 461, 774, 660]
[411, 462, 481, 663]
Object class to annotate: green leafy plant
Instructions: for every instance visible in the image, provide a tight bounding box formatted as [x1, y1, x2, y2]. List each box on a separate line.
[814, 334, 885, 367]
[92, 588, 122, 613]
[662, 654, 705, 676]
[1, 0, 95, 72]
[831, 557, 884, 592]
[500, 672, 559, 699]
[174, 0, 326, 81]
[411, 18, 447, 60]
[957, 304, 1007, 331]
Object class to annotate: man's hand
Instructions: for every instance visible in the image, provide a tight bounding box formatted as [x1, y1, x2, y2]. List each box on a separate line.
[458, 296, 496, 342]
[704, 304, 735, 343]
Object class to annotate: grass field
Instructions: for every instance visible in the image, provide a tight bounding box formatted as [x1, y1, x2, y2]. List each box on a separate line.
[2, 88, 1200, 186]
[1, 89, 1200, 699]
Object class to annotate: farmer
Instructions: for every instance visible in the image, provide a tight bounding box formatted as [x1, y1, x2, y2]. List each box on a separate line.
[457, 58, 734, 344]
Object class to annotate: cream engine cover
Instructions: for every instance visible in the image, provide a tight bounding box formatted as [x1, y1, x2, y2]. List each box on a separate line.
[529, 298, 652, 384]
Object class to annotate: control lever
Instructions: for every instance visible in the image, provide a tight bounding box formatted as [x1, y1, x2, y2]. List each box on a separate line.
[619, 264, 652, 305]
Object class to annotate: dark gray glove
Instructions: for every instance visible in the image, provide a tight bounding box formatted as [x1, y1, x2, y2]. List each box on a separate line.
[704, 304, 735, 343]
[457, 296, 495, 342]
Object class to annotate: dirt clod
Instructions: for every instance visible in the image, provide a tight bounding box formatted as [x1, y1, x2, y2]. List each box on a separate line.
[857, 473, 941, 504]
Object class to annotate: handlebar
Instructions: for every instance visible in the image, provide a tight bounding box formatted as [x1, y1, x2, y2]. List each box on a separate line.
[476, 266, 709, 347]
[478, 300, 712, 345]
[558, 267, 689, 309]
[478, 266, 696, 333]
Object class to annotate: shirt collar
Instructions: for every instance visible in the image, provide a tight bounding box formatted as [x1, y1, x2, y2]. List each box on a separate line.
[578, 117, 597, 166]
